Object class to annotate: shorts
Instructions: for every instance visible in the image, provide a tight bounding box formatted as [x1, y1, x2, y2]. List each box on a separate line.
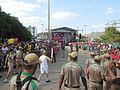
[40, 66, 48, 74]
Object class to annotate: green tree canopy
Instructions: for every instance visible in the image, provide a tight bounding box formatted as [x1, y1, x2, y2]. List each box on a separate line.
[0, 10, 32, 41]
[101, 26, 120, 43]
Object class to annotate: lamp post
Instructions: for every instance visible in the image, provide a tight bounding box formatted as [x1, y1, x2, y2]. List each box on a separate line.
[48, 0, 51, 42]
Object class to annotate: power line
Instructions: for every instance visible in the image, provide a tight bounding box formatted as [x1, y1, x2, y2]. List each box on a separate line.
[105, 20, 120, 29]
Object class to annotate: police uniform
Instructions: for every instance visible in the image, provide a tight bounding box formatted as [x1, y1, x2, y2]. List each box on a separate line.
[7, 51, 15, 73]
[86, 52, 96, 66]
[9, 72, 41, 90]
[9, 53, 41, 90]
[88, 56, 103, 90]
[86, 52, 96, 76]
[15, 48, 23, 69]
[100, 54, 116, 90]
[86, 58, 95, 67]
[60, 52, 85, 90]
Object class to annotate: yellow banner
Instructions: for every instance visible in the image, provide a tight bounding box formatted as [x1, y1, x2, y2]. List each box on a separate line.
[8, 38, 15, 44]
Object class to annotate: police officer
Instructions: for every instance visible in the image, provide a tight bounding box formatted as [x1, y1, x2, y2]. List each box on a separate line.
[4, 48, 16, 83]
[100, 53, 116, 90]
[85, 52, 96, 78]
[9, 53, 41, 90]
[15, 46, 23, 71]
[107, 59, 120, 90]
[87, 55, 104, 90]
[58, 52, 87, 90]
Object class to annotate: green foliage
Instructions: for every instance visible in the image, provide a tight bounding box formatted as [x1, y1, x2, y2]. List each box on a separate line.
[93, 38, 102, 42]
[100, 26, 120, 43]
[0, 11, 32, 41]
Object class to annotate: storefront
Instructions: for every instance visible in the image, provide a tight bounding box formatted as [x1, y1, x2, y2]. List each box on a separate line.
[51, 27, 78, 44]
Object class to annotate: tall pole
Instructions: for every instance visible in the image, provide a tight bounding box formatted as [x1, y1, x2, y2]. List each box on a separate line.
[48, 0, 51, 41]
[91, 28, 94, 41]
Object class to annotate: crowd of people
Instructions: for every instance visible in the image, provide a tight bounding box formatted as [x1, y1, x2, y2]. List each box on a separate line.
[0, 40, 120, 90]
[0, 40, 59, 83]
[65, 42, 120, 90]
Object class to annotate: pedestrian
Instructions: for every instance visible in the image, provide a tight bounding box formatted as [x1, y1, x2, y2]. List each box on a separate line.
[58, 52, 87, 90]
[0, 49, 3, 69]
[85, 52, 96, 78]
[100, 53, 116, 90]
[75, 43, 79, 53]
[15, 46, 23, 72]
[106, 59, 120, 90]
[38, 50, 52, 82]
[107, 59, 120, 80]
[4, 48, 16, 83]
[87, 55, 104, 90]
[61, 42, 65, 58]
[1, 44, 8, 69]
[9, 53, 41, 90]
[70, 43, 73, 52]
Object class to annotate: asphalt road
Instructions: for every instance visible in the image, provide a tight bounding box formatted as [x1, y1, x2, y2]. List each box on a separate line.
[0, 46, 90, 90]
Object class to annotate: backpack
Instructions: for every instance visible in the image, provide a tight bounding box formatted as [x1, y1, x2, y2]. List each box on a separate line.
[16, 72, 37, 90]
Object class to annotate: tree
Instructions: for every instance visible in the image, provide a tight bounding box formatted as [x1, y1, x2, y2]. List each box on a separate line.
[100, 26, 120, 43]
[0, 10, 32, 41]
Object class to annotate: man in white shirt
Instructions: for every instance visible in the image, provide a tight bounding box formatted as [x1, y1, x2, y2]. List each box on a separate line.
[38, 50, 52, 82]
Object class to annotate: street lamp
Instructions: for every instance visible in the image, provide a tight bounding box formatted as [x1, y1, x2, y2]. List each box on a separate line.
[48, 0, 51, 41]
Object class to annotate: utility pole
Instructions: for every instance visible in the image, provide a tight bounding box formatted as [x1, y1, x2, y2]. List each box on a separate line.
[48, 0, 51, 41]
[91, 28, 94, 41]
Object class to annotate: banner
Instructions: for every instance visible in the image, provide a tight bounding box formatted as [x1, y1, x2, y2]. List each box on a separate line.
[8, 38, 15, 44]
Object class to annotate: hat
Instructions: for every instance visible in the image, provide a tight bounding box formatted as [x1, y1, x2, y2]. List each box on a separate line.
[90, 52, 95, 56]
[94, 55, 101, 61]
[41, 50, 46, 55]
[24, 53, 39, 65]
[69, 52, 77, 59]
[104, 53, 110, 58]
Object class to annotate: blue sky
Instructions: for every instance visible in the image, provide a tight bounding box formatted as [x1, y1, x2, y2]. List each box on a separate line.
[0, 0, 120, 34]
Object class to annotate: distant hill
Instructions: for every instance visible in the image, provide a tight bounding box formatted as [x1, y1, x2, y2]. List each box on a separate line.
[84, 32, 105, 39]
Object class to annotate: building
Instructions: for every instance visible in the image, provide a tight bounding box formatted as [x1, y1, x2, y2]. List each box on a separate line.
[51, 27, 78, 44]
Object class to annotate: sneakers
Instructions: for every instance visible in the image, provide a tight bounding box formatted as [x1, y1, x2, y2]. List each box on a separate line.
[3, 79, 9, 83]
[46, 80, 50, 83]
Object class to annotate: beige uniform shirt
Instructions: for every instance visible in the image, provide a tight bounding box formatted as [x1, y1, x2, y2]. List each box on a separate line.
[9, 72, 42, 90]
[86, 58, 95, 67]
[61, 61, 85, 87]
[16, 50, 22, 59]
[88, 63, 103, 82]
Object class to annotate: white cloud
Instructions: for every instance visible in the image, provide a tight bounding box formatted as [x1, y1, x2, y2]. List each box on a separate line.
[20, 16, 46, 27]
[37, 0, 48, 3]
[52, 11, 80, 20]
[91, 24, 105, 33]
[0, 0, 40, 17]
[0, 0, 46, 32]
[92, 24, 105, 28]
[106, 7, 113, 15]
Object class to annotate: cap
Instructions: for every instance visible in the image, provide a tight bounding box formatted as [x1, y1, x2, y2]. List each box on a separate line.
[41, 50, 46, 55]
[90, 52, 95, 56]
[24, 53, 39, 65]
[104, 53, 110, 58]
[94, 55, 101, 61]
[69, 52, 77, 59]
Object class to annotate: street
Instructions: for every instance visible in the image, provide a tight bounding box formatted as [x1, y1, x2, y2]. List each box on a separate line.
[0, 46, 90, 90]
